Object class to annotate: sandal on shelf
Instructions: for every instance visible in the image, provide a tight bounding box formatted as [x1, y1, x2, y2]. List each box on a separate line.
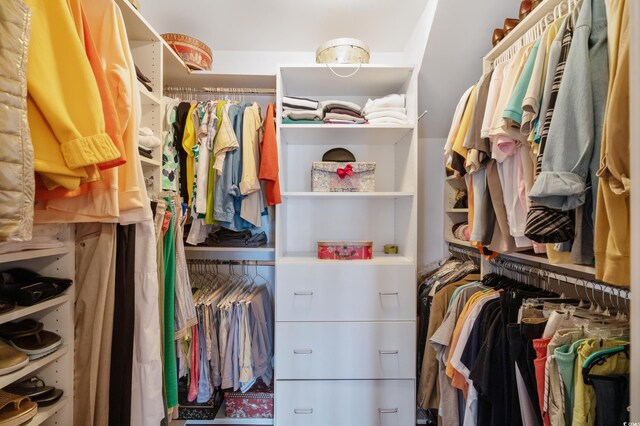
[0, 320, 43, 340]
[0, 301, 14, 316]
[32, 388, 62, 407]
[4, 377, 53, 399]
[0, 342, 28, 377]
[0, 269, 71, 307]
[10, 330, 62, 359]
[0, 390, 36, 426]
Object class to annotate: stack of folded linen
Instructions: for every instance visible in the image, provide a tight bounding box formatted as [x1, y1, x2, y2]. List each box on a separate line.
[138, 126, 161, 159]
[363, 94, 409, 125]
[322, 100, 365, 124]
[282, 96, 324, 124]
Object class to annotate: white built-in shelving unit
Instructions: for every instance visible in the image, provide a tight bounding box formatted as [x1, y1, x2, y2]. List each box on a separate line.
[0, 226, 74, 425]
[274, 64, 418, 426]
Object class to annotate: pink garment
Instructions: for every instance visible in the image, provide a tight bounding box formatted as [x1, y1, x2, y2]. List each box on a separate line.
[187, 325, 199, 402]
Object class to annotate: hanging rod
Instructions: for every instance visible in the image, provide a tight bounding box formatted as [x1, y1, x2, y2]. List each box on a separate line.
[186, 259, 275, 267]
[491, 0, 582, 67]
[165, 86, 276, 95]
[448, 245, 481, 266]
[490, 257, 631, 300]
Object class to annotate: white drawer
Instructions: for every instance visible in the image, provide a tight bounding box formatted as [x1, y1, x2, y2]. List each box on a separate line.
[275, 380, 415, 426]
[275, 322, 415, 379]
[276, 264, 415, 321]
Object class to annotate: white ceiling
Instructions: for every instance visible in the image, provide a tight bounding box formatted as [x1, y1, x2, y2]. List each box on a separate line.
[139, 0, 427, 52]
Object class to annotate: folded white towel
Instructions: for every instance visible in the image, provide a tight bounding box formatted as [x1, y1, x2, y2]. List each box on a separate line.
[283, 108, 324, 121]
[365, 110, 408, 121]
[362, 107, 407, 114]
[139, 134, 162, 149]
[367, 117, 409, 125]
[283, 96, 319, 110]
[320, 100, 362, 114]
[363, 94, 406, 115]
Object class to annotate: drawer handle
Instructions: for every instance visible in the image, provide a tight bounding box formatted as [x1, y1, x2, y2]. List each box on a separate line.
[378, 350, 399, 355]
[379, 291, 399, 296]
[294, 291, 314, 296]
[379, 408, 399, 414]
[294, 349, 313, 354]
[294, 408, 314, 414]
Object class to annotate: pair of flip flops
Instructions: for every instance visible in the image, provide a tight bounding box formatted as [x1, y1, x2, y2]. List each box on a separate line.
[4, 377, 63, 407]
[0, 320, 62, 360]
[0, 390, 37, 426]
[0, 269, 71, 307]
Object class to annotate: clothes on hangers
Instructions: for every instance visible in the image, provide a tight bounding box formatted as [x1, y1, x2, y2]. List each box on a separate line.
[178, 264, 274, 405]
[418, 260, 630, 426]
[442, 0, 630, 285]
[162, 99, 282, 247]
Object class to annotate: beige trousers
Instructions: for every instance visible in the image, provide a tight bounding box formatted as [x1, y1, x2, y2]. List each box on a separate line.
[74, 223, 116, 426]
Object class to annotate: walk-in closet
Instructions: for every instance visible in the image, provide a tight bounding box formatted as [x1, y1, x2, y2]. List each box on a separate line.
[0, 0, 637, 424]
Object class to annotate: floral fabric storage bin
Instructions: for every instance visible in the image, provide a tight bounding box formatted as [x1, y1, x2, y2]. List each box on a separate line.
[224, 380, 274, 418]
[311, 161, 376, 192]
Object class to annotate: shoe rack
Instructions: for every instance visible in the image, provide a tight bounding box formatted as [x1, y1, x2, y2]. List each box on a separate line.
[0, 225, 74, 425]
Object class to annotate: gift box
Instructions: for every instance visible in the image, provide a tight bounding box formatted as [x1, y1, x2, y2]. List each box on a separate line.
[311, 161, 376, 192]
[317, 240, 373, 260]
[224, 381, 274, 419]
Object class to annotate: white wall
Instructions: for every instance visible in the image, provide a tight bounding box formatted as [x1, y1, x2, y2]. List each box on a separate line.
[209, 50, 406, 75]
[417, 0, 516, 138]
[418, 137, 446, 267]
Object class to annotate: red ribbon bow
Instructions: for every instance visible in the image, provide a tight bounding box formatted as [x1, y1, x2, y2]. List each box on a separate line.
[336, 164, 354, 179]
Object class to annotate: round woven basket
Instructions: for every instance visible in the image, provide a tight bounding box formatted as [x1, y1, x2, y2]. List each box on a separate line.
[162, 33, 212, 71]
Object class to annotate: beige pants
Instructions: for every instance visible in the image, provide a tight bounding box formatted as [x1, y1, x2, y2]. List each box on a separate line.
[74, 223, 116, 426]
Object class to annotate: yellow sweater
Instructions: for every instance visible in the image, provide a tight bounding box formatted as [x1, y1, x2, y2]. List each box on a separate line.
[24, 0, 121, 191]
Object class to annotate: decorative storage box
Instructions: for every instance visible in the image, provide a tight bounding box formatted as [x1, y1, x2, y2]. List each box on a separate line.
[317, 241, 373, 260]
[316, 38, 371, 64]
[224, 380, 274, 419]
[161, 33, 213, 71]
[311, 162, 376, 192]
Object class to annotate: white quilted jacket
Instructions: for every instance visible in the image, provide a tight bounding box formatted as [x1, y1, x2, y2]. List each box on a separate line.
[0, 0, 34, 242]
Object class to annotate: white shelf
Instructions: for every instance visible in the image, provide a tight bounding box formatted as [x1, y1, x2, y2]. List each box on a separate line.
[446, 238, 476, 248]
[162, 41, 191, 86]
[279, 124, 414, 145]
[139, 85, 161, 106]
[445, 208, 468, 213]
[0, 245, 72, 264]
[114, 0, 161, 42]
[184, 245, 275, 261]
[497, 251, 596, 276]
[279, 64, 415, 96]
[165, 70, 276, 90]
[0, 345, 68, 389]
[279, 252, 413, 266]
[0, 294, 72, 326]
[31, 396, 69, 426]
[140, 156, 161, 167]
[282, 192, 414, 199]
